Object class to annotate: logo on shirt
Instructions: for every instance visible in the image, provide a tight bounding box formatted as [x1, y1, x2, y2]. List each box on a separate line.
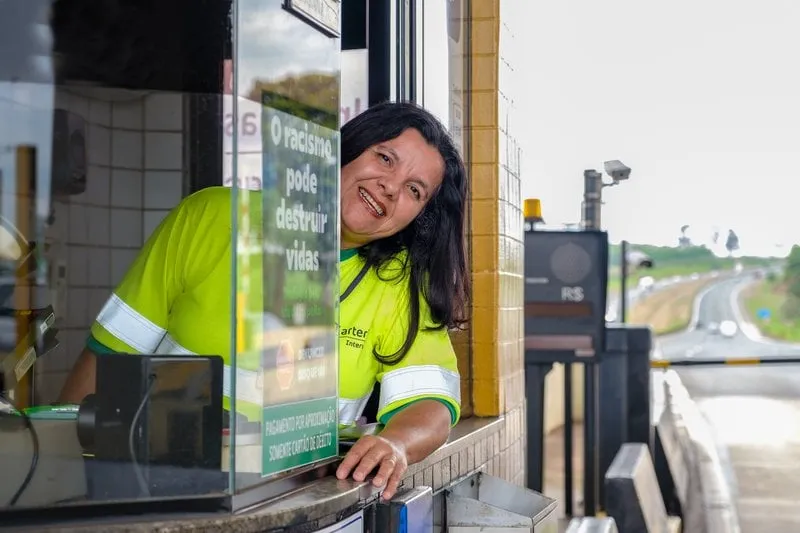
[340, 325, 368, 350]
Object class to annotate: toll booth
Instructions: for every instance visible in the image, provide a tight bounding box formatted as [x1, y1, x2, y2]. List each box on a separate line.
[523, 229, 609, 516]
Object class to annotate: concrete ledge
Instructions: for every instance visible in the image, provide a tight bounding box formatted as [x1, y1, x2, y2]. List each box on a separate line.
[1, 417, 508, 533]
[604, 443, 672, 533]
[660, 370, 741, 533]
[403, 416, 505, 484]
[652, 371, 689, 516]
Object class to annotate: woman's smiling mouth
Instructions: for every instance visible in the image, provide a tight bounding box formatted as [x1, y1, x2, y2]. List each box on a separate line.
[359, 187, 386, 217]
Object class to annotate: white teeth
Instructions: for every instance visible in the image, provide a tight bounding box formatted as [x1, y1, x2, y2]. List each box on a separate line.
[359, 188, 385, 216]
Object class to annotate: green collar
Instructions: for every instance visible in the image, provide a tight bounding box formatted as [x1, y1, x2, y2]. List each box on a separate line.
[340, 248, 359, 261]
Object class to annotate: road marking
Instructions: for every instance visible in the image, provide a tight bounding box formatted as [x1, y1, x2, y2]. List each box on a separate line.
[688, 283, 716, 332]
[685, 345, 703, 358]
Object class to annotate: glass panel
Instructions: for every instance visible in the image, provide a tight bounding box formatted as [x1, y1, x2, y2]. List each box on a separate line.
[422, 0, 468, 155]
[231, 0, 341, 491]
[1, 0, 233, 512]
[341, 49, 368, 125]
[340, 0, 368, 125]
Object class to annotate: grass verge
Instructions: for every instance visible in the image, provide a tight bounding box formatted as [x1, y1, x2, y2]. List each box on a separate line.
[742, 280, 800, 342]
[629, 278, 714, 335]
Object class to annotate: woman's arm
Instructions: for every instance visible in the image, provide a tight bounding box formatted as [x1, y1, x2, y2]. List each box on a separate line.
[380, 399, 451, 463]
[335, 399, 451, 499]
[59, 347, 97, 404]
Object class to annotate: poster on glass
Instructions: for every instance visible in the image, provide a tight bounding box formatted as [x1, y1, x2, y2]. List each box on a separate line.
[256, 91, 340, 478]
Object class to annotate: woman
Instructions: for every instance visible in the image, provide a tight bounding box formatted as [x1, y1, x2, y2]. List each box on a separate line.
[60, 101, 469, 500]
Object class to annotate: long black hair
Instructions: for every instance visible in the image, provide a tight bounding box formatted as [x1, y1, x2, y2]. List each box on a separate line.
[341, 101, 470, 366]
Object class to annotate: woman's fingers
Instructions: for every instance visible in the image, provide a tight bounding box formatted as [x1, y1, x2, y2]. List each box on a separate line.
[380, 459, 407, 500]
[352, 442, 388, 482]
[372, 453, 398, 488]
[336, 435, 409, 500]
[336, 438, 373, 480]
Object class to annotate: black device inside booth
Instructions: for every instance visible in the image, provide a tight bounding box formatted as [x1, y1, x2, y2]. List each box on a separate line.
[77, 354, 226, 501]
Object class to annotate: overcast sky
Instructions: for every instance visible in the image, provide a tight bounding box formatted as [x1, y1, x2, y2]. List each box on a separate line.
[513, 0, 800, 257]
[232, 0, 800, 257]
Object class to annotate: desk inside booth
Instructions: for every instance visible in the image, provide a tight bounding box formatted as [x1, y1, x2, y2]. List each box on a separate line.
[0, 345, 557, 532]
[0, 349, 348, 514]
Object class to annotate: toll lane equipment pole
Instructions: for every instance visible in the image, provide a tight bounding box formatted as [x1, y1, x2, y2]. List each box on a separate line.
[598, 325, 628, 508]
[583, 360, 600, 516]
[524, 360, 552, 493]
[563, 363, 573, 516]
[620, 240, 628, 323]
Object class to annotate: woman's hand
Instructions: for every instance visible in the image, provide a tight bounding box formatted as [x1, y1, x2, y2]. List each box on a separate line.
[335, 434, 408, 500]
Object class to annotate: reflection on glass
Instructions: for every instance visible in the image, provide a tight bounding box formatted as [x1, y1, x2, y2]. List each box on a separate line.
[231, 0, 341, 491]
[1, 0, 235, 513]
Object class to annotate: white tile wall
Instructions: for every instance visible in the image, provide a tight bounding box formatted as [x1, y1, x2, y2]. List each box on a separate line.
[111, 169, 143, 209]
[145, 132, 183, 170]
[145, 93, 183, 131]
[34, 89, 187, 404]
[145, 171, 182, 209]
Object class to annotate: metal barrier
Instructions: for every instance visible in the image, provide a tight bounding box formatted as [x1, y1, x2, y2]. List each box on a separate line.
[652, 356, 800, 367]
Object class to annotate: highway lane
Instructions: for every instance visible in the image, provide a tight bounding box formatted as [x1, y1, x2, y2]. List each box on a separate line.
[658, 275, 800, 531]
[606, 271, 721, 323]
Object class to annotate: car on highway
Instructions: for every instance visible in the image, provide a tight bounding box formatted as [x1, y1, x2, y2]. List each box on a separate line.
[638, 275, 655, 292]
[719, 320, 738, 338]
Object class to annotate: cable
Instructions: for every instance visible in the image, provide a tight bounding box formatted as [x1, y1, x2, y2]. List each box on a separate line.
[128, 376, 156, 498]
[1, 393, 39, 506]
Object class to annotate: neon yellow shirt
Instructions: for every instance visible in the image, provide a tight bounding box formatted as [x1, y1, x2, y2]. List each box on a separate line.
[88, 187, 460, 426]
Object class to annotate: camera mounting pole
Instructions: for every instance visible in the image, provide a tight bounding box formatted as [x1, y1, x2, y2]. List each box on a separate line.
[582, 169, 604, 230]
[581, 160, 631, 231]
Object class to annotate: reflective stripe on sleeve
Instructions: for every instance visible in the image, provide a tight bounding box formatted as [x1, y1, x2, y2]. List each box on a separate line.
[378, 365, 461, 412]
[155, 333, 195, 355]
[155, 333, 263, 405]
[96, 294, 165, 353]
[339, 392, 372, 426]
[222, 365, 262, 405]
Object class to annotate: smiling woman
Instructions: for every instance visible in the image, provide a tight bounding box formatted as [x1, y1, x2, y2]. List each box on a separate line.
[341, 128, 444, 245]
[331, 101, 469, 499]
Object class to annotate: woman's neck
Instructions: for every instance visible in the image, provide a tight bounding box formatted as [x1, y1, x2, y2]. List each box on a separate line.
[340, 247, 359, 261]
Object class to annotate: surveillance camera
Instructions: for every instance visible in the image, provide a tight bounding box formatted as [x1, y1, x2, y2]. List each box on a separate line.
[604, 160, 631, 181]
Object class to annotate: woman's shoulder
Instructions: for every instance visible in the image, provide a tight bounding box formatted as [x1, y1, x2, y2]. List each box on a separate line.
[176, 186, 263, 230]
[180, 186, 233, 214]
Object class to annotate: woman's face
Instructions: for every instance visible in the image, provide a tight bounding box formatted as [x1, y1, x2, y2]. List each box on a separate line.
[340, 128, 445, 248]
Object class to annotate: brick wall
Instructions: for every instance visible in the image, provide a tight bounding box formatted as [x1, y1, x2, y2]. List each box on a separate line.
[34, 88, 186, 404]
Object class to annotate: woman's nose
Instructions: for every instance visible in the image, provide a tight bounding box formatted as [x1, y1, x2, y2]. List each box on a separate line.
[377, 176, 399, 198]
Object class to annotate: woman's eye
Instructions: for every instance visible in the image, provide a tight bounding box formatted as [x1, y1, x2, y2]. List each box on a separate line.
[409, 185, 421, 200]
[378, 152, 391, 164]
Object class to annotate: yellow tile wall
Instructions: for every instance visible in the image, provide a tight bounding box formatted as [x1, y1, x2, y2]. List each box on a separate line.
[462, 0, 527, 487]
[468, 0, 524, 417]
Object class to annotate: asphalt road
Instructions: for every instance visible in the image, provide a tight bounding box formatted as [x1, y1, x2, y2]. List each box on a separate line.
[658, 275, 800, 532]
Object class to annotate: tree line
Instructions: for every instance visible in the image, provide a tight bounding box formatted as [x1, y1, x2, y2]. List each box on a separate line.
[783, 245, 800, 318]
